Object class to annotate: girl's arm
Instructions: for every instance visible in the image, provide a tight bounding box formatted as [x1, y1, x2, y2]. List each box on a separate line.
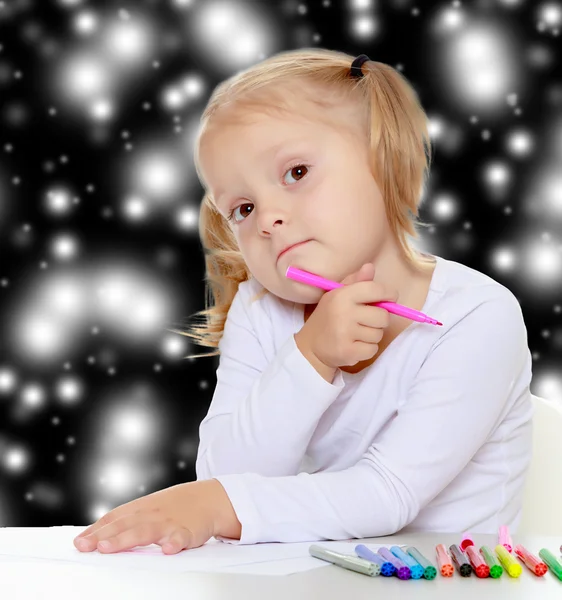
[210, 289, 534, 543]
[196, 281, 345, 480]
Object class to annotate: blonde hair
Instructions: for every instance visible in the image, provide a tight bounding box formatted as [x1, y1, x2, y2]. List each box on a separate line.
[172, 47, 434, 360]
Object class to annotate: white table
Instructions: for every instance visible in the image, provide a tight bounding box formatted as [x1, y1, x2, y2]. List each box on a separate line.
[1, 531, 561, 599]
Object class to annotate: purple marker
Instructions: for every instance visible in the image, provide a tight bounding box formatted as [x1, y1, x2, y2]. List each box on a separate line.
[378, 547, 411, 580]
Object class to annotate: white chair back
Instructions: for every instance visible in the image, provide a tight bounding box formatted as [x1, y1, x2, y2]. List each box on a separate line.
[518, 394, 562, 535]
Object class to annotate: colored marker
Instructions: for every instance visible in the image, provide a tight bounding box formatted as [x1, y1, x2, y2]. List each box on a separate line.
[495, 544, 522, 577]
[480, 546, 503, 578]
[514, 544, 547, 576]
[285, 266, 443, 326]
[378, 547, 411, 580]
[460, 531, 474, 551]
[539, 548, 562, 581]
[465, 545, 490, 578]
[390, 545, 424, 579]
[355, 544, 395, 576]
[406, 546, 437, 580]
[449, 544, 472, 577]
[309, 545, 380, 577]
[436, 544, 454, 577]
[498, 525, 513, 552]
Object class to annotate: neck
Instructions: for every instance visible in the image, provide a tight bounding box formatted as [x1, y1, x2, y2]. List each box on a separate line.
[369, 240, 433, 306]
[304, 243, 434, 319]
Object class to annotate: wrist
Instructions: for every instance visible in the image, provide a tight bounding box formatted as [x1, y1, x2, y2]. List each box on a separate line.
[294, 332, 337, 383]
[209, 478, 242, 540]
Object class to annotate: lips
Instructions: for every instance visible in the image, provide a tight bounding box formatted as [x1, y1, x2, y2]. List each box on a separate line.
[277, 240, 311, 262]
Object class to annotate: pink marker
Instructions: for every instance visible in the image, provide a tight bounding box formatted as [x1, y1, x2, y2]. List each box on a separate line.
[285, 266, 443, 326]
[499, 525, 513, 553]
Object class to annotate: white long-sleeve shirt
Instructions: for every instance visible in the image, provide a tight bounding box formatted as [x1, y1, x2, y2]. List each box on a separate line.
[195, 254, 534, 544]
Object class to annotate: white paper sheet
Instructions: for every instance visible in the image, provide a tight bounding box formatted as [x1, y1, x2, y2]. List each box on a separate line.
[0, 526, 402, 576]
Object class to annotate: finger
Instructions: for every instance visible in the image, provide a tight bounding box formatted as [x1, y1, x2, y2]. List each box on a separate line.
[74, 516, 115, 544]
[378, 286, 399, 303]
[351, 339, 380, 362]
[97, 518, 175, 554]
[356, 281, 398, 304]
[74, 511, 154, 552]
[349, 281, 389, 304]
[160, 528, 195, 555]
[341, 263, 374, 286]
[75, 514, 115, 540]
[356, 263, 375, 281]
[355, 304, 390, 328]
[75, 500, 145, 539]
[354, 323, 384, 345]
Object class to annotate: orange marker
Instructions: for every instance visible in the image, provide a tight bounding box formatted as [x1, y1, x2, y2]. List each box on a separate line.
[436, 543, 454, 577]
[514, 544, 548, 576]
[466, 545, 490, 578]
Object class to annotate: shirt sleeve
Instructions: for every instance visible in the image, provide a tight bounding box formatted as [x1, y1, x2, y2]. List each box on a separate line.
[195, 281, 345, 481]
[213, 288, 532, 544]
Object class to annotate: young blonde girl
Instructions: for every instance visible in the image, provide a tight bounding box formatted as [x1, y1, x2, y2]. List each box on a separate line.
[73, 48, 533, 555]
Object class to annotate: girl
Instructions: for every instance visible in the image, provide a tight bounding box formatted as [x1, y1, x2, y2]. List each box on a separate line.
[74, 49, 533, 555]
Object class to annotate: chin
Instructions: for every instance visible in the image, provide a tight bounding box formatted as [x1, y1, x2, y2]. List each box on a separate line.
[283, 277, 325, 304]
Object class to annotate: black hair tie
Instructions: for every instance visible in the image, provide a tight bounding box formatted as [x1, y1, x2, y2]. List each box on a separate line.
[349, 54, 370, 78]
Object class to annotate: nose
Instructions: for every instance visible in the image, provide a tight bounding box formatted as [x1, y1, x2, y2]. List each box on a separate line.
[256, 196, 292, 235]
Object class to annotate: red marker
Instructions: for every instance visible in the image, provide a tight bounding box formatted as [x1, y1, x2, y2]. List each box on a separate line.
[466, 545, 490, 578]
[460, 532, 474, 551]
[514, 544, 547, 576]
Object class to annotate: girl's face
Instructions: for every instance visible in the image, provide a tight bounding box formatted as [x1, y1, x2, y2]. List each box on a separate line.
[198, 109, 393, 305]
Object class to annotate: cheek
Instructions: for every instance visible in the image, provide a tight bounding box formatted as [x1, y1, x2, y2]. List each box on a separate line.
[234, 230, 264, 271]
[305, 183, 353, 229]
[309, 178, 384, 238]
[304, 182, 339, 217]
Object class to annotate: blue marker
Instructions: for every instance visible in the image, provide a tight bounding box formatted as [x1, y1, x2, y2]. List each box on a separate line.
[378, 547, 411, 579]
[355, 544, 396, 576]
[391, 545, 424, 579]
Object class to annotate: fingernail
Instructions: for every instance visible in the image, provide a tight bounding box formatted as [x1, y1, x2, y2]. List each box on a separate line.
[76, 538, 90, 549]
[98, 540, 111, 549]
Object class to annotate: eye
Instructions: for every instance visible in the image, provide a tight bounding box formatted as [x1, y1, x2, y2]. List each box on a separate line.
[226, 203, 253, 224]
[283, 163, 309, 185]
[225, 163, 311, 224]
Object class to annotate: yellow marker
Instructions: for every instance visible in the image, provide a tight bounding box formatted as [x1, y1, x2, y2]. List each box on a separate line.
[495, 545, 522, 578]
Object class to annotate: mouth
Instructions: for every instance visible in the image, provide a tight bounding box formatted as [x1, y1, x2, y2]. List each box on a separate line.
[277, 240, 312, 262]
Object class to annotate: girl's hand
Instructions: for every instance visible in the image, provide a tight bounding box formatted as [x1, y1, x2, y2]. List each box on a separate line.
[295, 263, 399, 371]
[72, 479, 241, 554]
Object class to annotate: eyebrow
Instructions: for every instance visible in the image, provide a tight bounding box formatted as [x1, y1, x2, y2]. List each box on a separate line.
[213, 139, 307, 204]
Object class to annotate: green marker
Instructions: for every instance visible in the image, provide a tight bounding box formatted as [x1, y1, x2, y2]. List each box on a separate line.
[479, 546, 503, 578]
[406, 546, 437, 580]
[539, 548, 562, 580]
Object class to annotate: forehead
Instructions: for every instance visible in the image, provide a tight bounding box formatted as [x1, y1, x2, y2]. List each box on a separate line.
[197, 113, 333, 201]
[201, 112, 323, 157]
[195, 79, 368, 208]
